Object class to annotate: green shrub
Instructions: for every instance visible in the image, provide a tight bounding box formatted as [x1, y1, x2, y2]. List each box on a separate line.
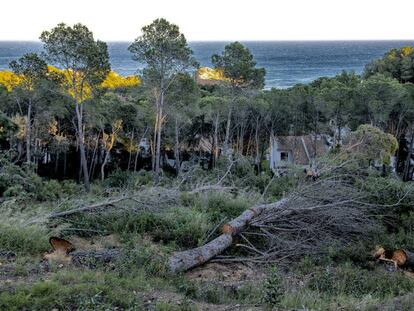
[263, 266, 284, 306]
[0, 270, 145, 310]
[104, 169, 132, 188]
[308, 263, 414, 299]
[177, 279, 261, 305]
[294, 256, 318, 275]
[0, 158, 69, 201]
[362, 175, 414, 210]
[104, 169, 170, 189]
[203, 193, 250, 222]
[63, 207, 211, 248]
[265, 174, 300, 200]
[0, 223, 49, 255]
[36, 179, 61, 201]
[60, 180, 83, 196]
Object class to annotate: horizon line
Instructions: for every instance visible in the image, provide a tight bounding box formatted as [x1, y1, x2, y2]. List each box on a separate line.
[1, 39, 414, 43]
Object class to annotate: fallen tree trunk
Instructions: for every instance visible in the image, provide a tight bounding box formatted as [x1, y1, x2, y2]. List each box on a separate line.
[168, 198, 288, 273]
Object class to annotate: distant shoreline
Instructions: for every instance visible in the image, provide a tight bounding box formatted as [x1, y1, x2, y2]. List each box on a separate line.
[1, 41, 414, 89]
[1, 39, 414, 43]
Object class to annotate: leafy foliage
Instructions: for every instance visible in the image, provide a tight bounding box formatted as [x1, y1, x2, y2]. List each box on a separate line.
[212, 41, 265, 88]
[364, 46, 414, 83]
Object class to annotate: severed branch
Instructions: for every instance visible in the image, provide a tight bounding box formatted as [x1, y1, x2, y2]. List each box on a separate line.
[189, 185, 236, 194]
[47, 196, 135, 219]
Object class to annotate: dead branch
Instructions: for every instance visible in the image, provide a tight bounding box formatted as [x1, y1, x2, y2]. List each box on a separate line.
[189, 185, 236, 194]
[46, 195, 137, 219]
[27, 187, 182, 225]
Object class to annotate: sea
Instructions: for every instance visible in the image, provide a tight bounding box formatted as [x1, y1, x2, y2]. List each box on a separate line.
[1, 41, 413, 89]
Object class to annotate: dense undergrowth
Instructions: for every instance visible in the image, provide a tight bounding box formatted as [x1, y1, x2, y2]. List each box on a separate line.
[2, 154, 414, 310]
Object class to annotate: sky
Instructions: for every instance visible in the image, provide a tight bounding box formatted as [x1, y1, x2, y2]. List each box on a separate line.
[1, 0, 413, 41]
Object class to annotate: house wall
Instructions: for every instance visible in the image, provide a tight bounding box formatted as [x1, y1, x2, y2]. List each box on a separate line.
[270, 139, 292, 171]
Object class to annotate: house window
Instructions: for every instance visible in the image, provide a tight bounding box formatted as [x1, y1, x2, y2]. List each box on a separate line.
[280, 152, 289, 161]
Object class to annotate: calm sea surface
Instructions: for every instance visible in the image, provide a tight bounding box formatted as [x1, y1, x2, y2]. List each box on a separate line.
[1, 41, 413, 89]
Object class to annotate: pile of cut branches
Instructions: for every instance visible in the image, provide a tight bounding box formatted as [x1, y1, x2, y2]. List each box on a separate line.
[169, 157, 404, 272]
[244, 170, 380, 262]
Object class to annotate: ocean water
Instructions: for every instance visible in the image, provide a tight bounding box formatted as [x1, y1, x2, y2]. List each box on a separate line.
[0, 41, 413, 89]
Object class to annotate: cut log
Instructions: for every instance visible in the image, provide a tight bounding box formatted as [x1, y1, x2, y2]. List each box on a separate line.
[168, 198, 288, 273]
[392, 249, 414, 269]
[169, 234, 233, 273]
[49, 237, 75, 254]
[373, 246, 386, 259]
[44, 236, 122, 267]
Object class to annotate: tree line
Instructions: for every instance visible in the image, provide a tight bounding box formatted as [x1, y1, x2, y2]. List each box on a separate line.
[1, 18, 414, 191]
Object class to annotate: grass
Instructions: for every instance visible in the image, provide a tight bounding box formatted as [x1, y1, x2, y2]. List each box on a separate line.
[2, 167, 414, 309]
[0, 269, 147, 310]
[0, 223, 49, 255]
[177, 279, 262, 305]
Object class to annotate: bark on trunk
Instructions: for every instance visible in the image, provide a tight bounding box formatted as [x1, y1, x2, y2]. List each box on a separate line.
[168, 198, 288, 273]
[155, 96, 163, 176]
[101, 150, 110, 181]
[25, 100, 32, 163]
[63, 151, 67, 177]
[89, 132, 100, 180]
[174, 118, 180, 175]
[213, 113, 220, 166]
[55, 152, 59, 174]
[223, 104, 233, 155]
[403, 126, 414, 181]
[127, 132, 134, 170]
[75, 103, 90, 192]
[152, 115, 158, 171]
[255, 118, 260, 170]
[134, 150, 139, 172]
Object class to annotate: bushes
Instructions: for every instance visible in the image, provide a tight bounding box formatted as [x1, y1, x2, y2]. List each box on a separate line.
[104, 169, 167, 188]
[362, 175, 414, 210]
[263, 266, 284, 306]
[177, 279, 262, 305]
[0, 270, 144, 310]
[0, 223, 49, 255]
[63, 207, 211, 249]
[308, 263, 414, 299]
[0, 158, 69, 201]
[201, 192, 251, 222]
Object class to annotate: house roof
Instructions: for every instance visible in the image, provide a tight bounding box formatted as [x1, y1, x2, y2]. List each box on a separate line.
[275, 135, 330, 165]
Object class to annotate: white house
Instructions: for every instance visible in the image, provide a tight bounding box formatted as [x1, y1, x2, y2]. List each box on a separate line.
[269, 135, 330, 172]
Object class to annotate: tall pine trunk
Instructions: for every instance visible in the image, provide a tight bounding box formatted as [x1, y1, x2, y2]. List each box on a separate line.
[223, 104, 232, 155]
[127, 132, 134, 170]
[155, 90, 164, 177]
[25, 99, 32, 163]
[75, 102, 90, 192]
[101, 150, 110, 181]
[255, 117, 260, 170]
[213, 113, 219, 165]
[174, 118, 180, 175]
[403, 126, 414, 181]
